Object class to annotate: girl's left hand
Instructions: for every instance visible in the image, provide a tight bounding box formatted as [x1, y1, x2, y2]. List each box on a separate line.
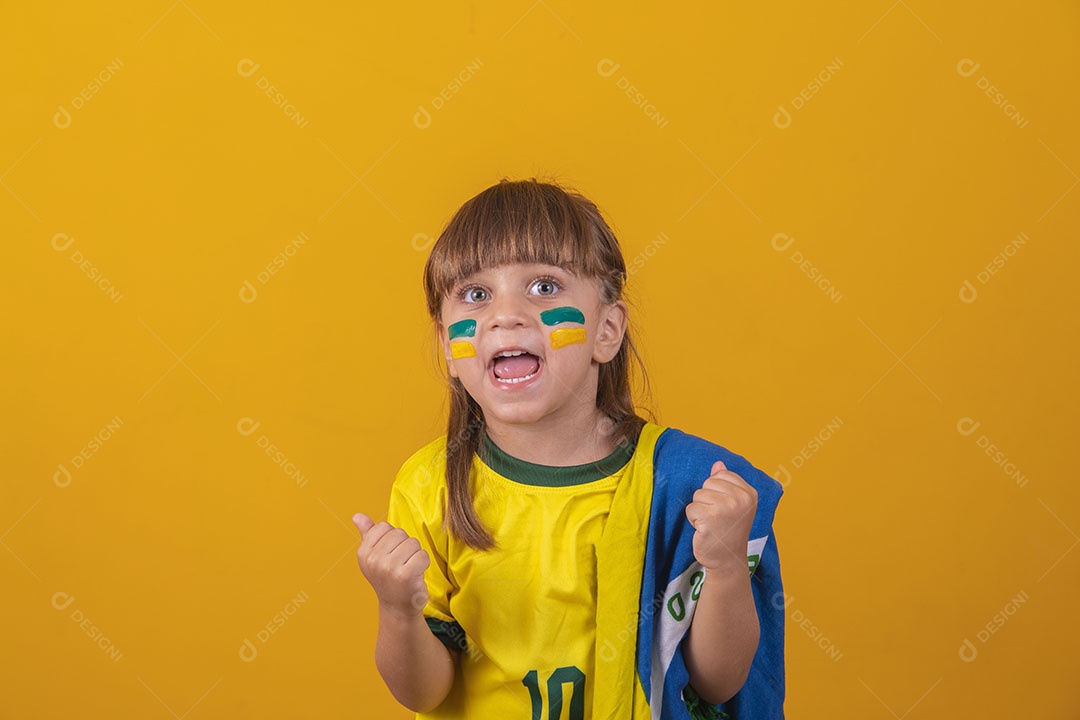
[685, 460, 758, 574]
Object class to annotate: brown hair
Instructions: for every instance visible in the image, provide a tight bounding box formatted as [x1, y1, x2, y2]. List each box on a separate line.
[422, 177, 654, 550]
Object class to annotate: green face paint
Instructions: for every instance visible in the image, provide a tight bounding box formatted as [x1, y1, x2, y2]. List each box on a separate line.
[542, 306, 587, 351]
[540, 306, 585, 326]
[447, 319, 477, 340]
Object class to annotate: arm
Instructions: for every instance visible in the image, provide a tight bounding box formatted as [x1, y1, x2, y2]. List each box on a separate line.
[683, 563, 759, 704]
[682, 460, 761, 705]
[354, 512, 456, 712]
[375, 604, 456, 712]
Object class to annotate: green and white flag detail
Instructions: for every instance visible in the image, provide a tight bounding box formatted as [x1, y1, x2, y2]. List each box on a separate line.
[650, 535, 771, 719]
[746, 535, 767, 578]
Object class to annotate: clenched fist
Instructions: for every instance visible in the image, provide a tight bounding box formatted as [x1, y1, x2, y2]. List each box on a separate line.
[353, 513, 431, 620]
[685, 460, 758, 575]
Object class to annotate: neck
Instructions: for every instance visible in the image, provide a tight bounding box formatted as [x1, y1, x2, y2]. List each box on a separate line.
[482, 406, 619, 466]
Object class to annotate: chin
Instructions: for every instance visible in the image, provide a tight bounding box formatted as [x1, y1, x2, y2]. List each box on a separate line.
[481, 402, 550, 427]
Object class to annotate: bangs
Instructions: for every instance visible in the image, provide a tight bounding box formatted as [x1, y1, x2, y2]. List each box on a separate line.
[423, 179, 626, 317]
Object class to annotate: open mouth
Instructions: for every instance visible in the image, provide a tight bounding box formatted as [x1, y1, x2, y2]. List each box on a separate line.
[490, 349, 542, 385]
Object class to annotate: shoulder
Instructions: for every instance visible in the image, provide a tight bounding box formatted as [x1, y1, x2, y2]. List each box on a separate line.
[389, 435, 450, 512]
[654, 425, 784, 513]
[394, 434, 448, 478]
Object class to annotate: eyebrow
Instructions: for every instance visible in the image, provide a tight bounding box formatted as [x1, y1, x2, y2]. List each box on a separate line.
[453, 265, 572, 288]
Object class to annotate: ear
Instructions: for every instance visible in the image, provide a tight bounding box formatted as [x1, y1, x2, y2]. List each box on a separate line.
[436, 321, 459, 378]
[592, 299, 628, 364]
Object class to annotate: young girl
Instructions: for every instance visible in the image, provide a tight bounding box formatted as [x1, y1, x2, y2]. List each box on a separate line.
[353, 179, 785, 719]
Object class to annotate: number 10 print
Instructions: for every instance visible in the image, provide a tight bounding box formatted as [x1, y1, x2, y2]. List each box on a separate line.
[522, 665, 585, 719]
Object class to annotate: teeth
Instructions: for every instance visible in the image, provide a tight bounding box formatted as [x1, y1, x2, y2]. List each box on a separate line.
[495, 369, 538, 384]
[491, 349, 540, 384]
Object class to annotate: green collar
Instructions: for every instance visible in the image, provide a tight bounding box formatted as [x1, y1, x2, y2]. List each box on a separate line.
[478, 432, 636, 487]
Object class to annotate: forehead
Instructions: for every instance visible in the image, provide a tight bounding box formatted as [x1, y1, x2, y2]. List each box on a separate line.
[455, 262, 578, 283]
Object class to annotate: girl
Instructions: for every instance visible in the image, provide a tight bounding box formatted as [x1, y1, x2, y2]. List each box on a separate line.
[353, 179, 785, 719]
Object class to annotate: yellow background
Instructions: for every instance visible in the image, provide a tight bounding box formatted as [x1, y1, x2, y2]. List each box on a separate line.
[3, 1, 1078, 717]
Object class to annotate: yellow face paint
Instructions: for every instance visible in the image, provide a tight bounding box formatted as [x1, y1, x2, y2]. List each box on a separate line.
[448, 319, 477, 360]
[549, 327, 586, 349]
[451, 341, 477, 359]
[542, 306, 586, 350]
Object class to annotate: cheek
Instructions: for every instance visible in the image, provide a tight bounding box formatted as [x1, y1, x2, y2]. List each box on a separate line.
[548, 327, 587, 350]
[450, 341, 477, 359]
[541, 306, 588, 351]
[447, 319, 478, 359]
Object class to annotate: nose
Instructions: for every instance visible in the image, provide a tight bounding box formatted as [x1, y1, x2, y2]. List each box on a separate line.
[485, 291, 530, 331]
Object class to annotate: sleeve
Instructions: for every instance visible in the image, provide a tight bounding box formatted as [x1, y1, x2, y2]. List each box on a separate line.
[385, 459, 467, 654]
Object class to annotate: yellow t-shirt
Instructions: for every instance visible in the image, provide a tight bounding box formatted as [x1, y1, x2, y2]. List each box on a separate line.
[385, 425, 660, 718]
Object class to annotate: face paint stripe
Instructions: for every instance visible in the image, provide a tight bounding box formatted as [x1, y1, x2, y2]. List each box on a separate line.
[540, 306, 585, 326]
[549, 328, 587, 350]
[448, 319, 477, 340]
[450, 341, 477, 359]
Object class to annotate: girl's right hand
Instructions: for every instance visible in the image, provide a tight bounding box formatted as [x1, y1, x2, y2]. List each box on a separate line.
[352, 512, 431, 620]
